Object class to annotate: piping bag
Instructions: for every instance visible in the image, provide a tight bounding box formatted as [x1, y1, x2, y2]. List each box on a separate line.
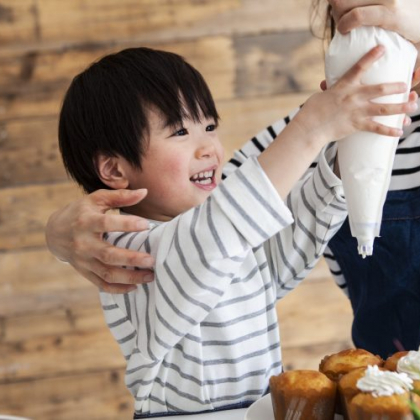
[325, 28, 417, 257]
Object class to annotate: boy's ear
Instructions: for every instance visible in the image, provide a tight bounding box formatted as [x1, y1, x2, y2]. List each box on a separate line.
[95, 154, 129, 189]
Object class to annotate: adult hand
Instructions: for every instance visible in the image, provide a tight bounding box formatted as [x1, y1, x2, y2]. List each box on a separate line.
[45, 189, 155, 293]
[329, 0, 420, 43]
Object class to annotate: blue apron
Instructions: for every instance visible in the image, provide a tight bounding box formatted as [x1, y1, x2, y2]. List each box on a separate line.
[328, 187, 420, 358]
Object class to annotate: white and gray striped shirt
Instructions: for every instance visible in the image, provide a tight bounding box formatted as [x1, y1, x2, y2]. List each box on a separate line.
[101, 144, 347, 416]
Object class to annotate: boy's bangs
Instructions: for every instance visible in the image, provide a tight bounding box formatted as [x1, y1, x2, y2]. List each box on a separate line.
[178, 74, 219, 124]
[151, 60, 220, 129]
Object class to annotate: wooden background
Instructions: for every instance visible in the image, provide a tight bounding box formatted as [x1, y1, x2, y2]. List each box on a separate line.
[0, 0, 353, 418]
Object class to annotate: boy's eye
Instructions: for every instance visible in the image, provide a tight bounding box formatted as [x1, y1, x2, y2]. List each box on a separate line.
[206, 124, 216, 132]
[173, 128, 188, 136]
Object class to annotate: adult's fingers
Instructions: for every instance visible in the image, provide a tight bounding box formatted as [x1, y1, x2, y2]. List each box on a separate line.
[92, 242, 155, 268]
[77, 267, 138, 293]
[337, 5, 393, 34]
[88, 259, 154, 285]
[88, 188, 148, 212]
[78, 212, 150, 234]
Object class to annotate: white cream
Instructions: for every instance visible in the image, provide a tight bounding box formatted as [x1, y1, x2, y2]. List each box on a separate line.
[357, 365, 413, 397]
[325, 27, 418, 257]
[397, 347, 420, 380]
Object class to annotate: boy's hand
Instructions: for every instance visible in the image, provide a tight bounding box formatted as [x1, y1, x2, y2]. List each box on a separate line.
[319, 79, 417, 128]
[45, 189, 155, 293]
[329, 0, 420, 43]
[298, 45, 418, 145]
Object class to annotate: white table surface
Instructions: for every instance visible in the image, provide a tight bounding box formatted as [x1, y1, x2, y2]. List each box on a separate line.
[148, 409, 247, 420]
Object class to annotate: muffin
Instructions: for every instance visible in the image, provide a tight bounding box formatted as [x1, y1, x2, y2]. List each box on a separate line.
[348, 392, 419, 419]
[347, 365, 418, 420]
[384, 351, 409, 371]
[397, 347, 420, 393]
[320, 348, 383, 414]
[338, 366, 371, 419]
[270, 370, 336, 420]
[319, 348, 383, 382]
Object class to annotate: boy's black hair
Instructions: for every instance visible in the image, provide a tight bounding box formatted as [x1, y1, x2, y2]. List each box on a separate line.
[59, 47, 220, 193]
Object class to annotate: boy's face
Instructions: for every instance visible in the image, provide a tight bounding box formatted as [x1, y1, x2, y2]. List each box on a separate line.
[122, 108, 225, 221]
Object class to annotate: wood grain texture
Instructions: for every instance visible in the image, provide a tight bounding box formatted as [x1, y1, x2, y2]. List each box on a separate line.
[0, 249, 95, 317]
[0, 0, 313, 48]
[0, 369, 133, 420]
[0, 31, 324, 123]
[0, 182, 83, 251]
[0, 0, 353, 417]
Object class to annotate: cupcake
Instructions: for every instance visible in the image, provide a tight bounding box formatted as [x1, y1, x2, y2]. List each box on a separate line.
[338, 366, 372, 420]
[347, 365, 418, 420]
[397, 347, 420, 393]
[384, 351, 409, 371]
[320, 348, 383, 382]
[270, 370, 336, 420]
[349, 392, 419, 419]
[320, 348, 383, 415]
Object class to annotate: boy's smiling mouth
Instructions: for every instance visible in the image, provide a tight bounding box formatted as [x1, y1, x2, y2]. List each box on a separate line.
[190, 168, 217, 190]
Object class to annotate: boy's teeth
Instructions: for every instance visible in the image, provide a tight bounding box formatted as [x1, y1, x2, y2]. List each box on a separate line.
[191, 169, 215, 184]
[197, 179, 211, 185]
[192, 170, 215, 180]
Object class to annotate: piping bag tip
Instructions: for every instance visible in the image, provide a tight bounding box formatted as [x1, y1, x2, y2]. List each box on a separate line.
[357, 239, 374, 258]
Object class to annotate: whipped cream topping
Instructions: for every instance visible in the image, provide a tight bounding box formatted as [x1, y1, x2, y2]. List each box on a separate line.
[397, 347, 420, 381]
[357, 365, 413, 397]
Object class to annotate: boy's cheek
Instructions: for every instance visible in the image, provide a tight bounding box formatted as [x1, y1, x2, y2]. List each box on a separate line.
[164, 160, 186, 181]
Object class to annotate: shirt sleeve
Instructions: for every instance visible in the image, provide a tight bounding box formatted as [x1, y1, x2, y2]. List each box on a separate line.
[264, 143, 348, 299]
[100, 157, 294, 362]
[221, 108, 348, 299]
[323, 245, 349, 296]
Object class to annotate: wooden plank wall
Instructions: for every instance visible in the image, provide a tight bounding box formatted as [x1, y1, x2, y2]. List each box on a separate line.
[0, 0, 353, 418]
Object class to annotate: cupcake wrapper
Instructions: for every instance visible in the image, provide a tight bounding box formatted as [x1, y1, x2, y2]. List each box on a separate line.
[271, 392, 335, 420]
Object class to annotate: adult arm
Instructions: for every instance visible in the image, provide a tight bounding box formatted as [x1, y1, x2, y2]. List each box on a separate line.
[45, 188, 154, 293]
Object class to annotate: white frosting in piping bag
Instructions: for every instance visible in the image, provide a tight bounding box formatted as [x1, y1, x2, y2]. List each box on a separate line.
[325, 28, 418, 257]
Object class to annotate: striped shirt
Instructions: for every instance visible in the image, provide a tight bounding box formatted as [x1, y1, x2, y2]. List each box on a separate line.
[234, 103, 420, 293]
[101, 148, 347, 416]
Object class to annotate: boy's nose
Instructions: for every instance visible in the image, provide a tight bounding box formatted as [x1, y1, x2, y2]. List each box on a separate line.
[195, 142, 215, 159]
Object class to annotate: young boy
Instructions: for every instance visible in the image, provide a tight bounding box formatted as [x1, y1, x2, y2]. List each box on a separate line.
[58, 46, 414, 417]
